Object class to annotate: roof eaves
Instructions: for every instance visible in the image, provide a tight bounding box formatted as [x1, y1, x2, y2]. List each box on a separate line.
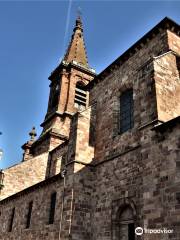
[87, 17, 180, 90]
[151, 116, 180, 132]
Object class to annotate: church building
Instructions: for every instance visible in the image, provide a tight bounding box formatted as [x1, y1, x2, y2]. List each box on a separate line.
[0, 16, 180, 240]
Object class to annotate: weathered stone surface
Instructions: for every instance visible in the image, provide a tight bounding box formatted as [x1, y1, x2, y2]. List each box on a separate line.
[154, 52, 180, 122]
[0, 153, 48, 201]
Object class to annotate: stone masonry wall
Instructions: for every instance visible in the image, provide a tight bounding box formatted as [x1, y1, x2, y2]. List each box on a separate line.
[90, 121, 180, 240]
[140, 121, 180, 240]
[0, 160, 94, 240]
[68, 165, 94, 240]
[88, 28, 180, 240]
[67, 106, 94, 173]
[89, 31, 166, 163]
[0, 152, 48, 200]
[91, 147, 142, 240]
[0, 175, 64, 240]
[167, 30, 180, 55]
[46, 142, 68, 178]
[89, 28, 179, 164]
[154, 52, 180, 122]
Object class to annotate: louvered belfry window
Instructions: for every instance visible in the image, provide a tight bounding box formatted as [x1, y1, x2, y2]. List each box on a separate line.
[119, 89, 134, 133]
[74, 82, 87, 110]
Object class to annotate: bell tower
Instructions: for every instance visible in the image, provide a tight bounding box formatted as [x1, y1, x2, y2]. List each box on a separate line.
[32, 15, 96, 155]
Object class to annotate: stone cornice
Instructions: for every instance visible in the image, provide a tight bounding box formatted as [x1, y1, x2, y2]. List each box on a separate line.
[32, 129, 68, 148]
[48, 60, 96, 81]
[41, 111, 73, 127]
[151, 116, 180, 132]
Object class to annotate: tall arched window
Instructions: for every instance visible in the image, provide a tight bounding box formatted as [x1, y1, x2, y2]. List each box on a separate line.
[74, 81, 87, 111]
[119, 89, 134, 133]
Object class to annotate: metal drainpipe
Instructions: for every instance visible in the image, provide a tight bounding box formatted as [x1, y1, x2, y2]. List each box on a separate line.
[68, 186, 74, 240]
[58, 169, 67, 240]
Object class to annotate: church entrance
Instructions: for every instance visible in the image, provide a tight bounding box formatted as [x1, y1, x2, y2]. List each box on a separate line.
[113, 204, 135, 240]
[119, 222, 135, 240]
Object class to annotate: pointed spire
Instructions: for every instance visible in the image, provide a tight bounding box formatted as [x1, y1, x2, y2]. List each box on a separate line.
[63, 15, 89, 67]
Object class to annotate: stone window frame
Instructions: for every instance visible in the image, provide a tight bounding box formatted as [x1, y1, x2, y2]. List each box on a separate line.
[74, 80, 87, 111]
[119, 89, 134, 133]
[113, 83, 134, 137]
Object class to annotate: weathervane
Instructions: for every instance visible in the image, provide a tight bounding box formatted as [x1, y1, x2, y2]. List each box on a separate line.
[0, 131, 3, 161]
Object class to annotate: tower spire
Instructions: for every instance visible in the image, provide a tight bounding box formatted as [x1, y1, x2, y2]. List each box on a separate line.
[23, 13, 96, 157]
[63, 15, 89, 67]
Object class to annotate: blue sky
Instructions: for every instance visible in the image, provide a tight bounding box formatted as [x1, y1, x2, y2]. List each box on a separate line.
[0, 0, 180, 169]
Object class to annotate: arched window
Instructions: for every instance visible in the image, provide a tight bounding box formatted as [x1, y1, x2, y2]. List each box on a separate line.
[119, 89, 134, 133]
[74, 81, 87, 110]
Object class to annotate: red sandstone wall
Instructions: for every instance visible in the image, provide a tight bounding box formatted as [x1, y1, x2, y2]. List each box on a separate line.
[0, 163, 94, 240]
[89, 30, 169, 163]
[67, 107, 94, 173]
[0, 153, 48, 200]
[154, 52, 180, 122]
[168, 30, 180, 55]
[46, 143, 68, 178]
[0, 176, 64, 240]
[91, 122, 180, 240]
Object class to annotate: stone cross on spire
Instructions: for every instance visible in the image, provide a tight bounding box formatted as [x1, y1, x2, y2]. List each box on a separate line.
[63, 15, 89, 67]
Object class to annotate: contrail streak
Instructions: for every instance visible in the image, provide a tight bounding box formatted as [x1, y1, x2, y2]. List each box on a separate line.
[61, 0, 73, 62]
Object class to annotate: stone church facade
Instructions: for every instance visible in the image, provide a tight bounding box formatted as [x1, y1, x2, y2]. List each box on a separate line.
[0, 16, 180, 240]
